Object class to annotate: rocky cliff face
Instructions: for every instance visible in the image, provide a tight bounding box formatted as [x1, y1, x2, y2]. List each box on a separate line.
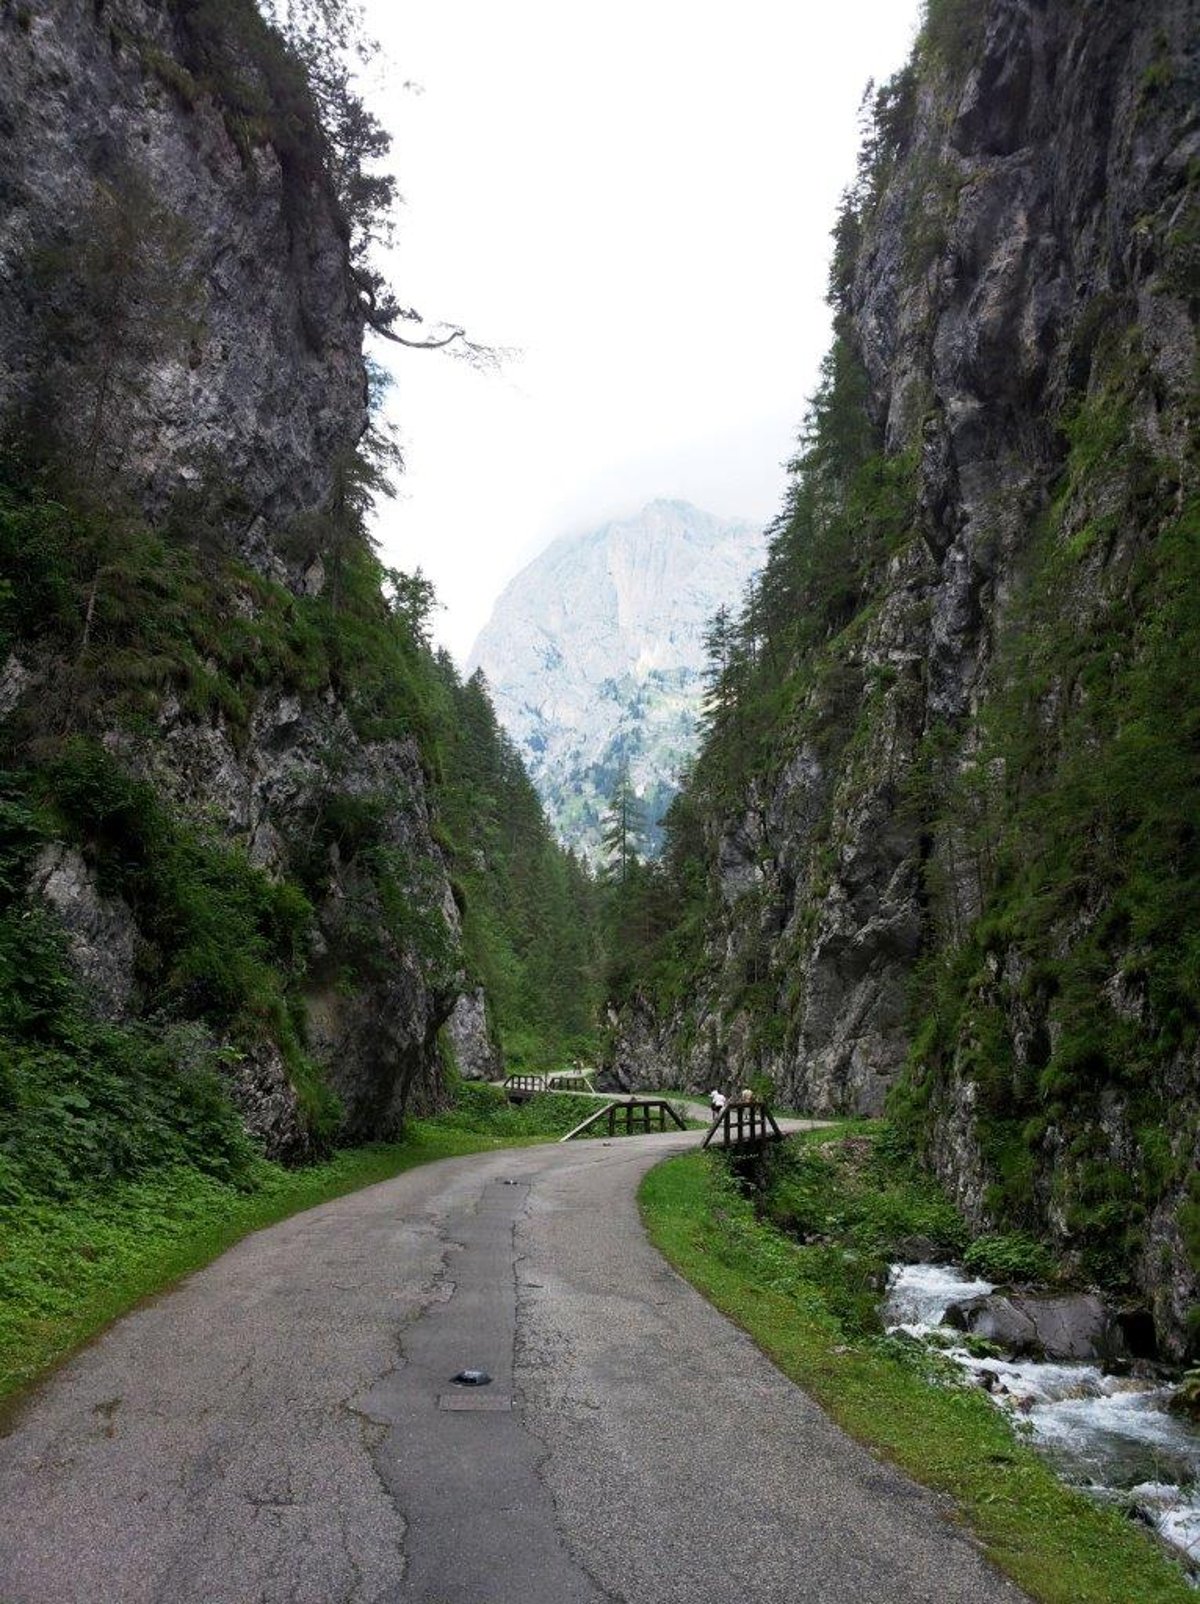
[443, 987, 502, 1081]
[614, 0, 1200, 1353]
[469, 500, 766, 860]
[0, 0, 367, 529]
[0, 0, 462, 1156]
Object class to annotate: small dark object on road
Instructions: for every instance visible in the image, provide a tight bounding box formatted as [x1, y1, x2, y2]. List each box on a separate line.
[452, 1369, 492, 1386]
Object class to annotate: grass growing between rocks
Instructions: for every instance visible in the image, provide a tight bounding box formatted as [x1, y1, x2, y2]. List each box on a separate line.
[639, 1131, 1195, 1604]
[0, 1083, 626, 1407]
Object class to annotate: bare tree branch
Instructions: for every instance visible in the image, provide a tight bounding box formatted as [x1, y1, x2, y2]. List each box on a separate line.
[371, 322, 467, 351]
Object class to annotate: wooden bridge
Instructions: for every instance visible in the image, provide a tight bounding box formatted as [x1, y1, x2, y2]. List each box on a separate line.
[559, 1098, 689, 1142]
[702, 1098, 784, 1150]
[545, 1068, 597, 1093]
[501, 1073, 546, 1103]
[501, 1069, 599, 1101]
[502, 1075, 790, 1153]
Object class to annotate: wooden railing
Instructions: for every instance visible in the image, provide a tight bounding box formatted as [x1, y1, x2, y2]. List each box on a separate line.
[559, 1098, 688, 1142]
[545, 1070, 597, 1094]
[502, 1073, 547, 1102]
[701, 1099, 783, 1150]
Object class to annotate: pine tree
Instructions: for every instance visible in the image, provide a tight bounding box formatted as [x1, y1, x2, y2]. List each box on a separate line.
[600, 766, 645, 886]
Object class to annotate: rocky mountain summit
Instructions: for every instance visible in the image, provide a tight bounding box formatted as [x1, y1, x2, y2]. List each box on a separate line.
[469, 500, 766, 859]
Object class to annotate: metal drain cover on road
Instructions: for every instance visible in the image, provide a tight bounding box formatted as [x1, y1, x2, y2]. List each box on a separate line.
[438, 1393, 513, 1412]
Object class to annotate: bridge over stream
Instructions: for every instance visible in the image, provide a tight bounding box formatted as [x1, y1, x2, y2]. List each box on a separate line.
[0, 1128, 1029, 1603]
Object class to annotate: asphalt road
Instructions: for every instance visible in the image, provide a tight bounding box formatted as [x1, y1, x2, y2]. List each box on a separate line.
[0, 1131, 1029, 1604]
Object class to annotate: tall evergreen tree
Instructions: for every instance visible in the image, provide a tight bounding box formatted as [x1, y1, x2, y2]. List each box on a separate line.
[600, 766, 645, 886]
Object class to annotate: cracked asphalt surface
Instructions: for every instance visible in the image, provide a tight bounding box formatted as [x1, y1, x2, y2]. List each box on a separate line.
[0, 1131, 1030, 1603]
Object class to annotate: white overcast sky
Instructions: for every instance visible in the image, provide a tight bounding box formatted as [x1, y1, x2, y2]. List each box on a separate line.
[363, 0, 924, 662]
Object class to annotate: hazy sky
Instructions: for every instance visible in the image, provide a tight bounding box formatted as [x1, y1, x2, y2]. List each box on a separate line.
[363, 1, 924, 662]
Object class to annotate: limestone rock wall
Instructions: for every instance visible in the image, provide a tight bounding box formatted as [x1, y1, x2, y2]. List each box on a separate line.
[0, 0, 367, 530]
[613, 0, 1199, 1352]
[0, 0, 463, 1156]
[444, 988, 502, 1082]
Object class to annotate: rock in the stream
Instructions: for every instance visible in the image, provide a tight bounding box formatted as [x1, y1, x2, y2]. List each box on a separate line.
[946, 1292, 1123, 1362]
[893, 1234, 946, 1265]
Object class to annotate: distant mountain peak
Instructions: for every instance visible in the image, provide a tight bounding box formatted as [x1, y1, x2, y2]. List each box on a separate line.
[468, 501, 767, 861]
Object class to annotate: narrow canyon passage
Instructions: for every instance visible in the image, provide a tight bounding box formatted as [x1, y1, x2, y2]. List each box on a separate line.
[0, 1137, 1029, 1604]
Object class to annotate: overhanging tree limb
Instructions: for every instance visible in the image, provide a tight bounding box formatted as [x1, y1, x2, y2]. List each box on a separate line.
[373, 323, 466, 351]
[354, 269, 506, 368]
[266, 2, 509, 374]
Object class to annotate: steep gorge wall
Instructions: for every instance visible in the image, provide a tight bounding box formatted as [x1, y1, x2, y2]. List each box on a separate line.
[0, 0, 463, 1156]
[615, 0, 1200, 1351]
[0, 0, 365, 524]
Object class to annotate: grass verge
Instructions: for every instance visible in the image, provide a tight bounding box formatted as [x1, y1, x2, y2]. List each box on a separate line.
[0, 1083, 621, 1407]
[639, 1138, 1194, 1604]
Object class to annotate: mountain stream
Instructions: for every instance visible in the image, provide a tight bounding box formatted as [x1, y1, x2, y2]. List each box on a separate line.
[883, 1264, 1200, 1574]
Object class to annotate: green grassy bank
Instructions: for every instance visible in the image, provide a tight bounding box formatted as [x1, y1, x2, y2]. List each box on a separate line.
[0, 1084, 607, 1406]
[639, 1133, 1194, 1604]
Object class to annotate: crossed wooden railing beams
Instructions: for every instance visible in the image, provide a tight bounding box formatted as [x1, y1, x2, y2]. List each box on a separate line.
[701, 1100, 784, 1150]
[558, 1098, 689, 1142]
[508, 1079, 785, 1149]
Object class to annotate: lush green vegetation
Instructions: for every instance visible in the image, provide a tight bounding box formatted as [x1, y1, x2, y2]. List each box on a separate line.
[641, 1132, 1196, 1604]
[433, 1082, 619, 1141]
[755, 1128, 967, 1312]
[0, 1081, 632, 1405]
[430, 667, 602, 1070]
[0, 447, 601, 1305]
[0, 728, 338, 1134]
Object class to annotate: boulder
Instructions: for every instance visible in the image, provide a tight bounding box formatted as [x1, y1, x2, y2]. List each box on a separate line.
[945, 1292, 1122, 1362]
